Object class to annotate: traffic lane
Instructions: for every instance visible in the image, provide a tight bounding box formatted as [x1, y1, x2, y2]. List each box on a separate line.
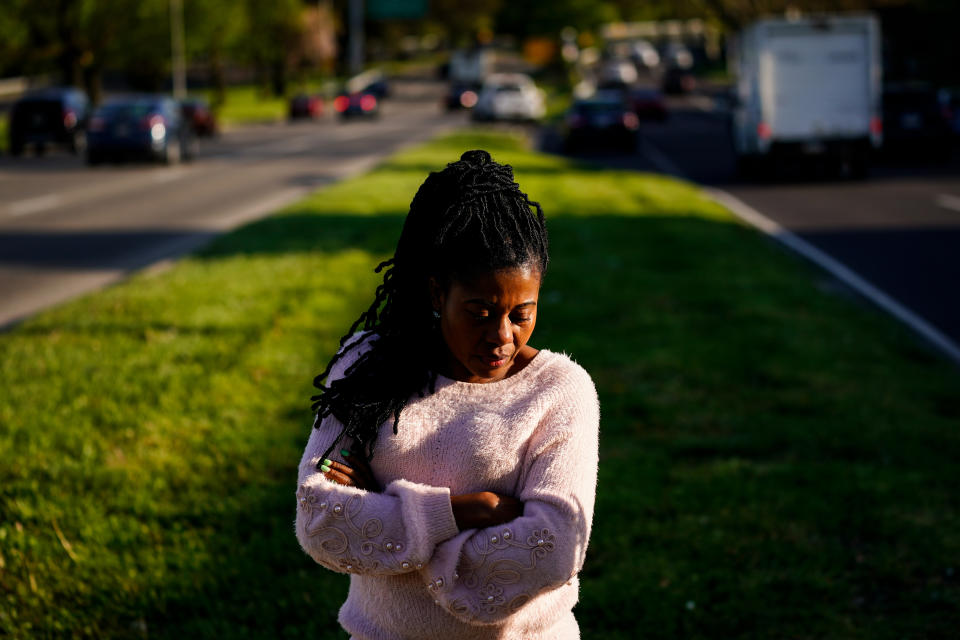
[1, 103, 459, 230]
[0, 101, 464, 327]
[0, 93, 438, 207]
[632, 100, 960, 345]
[1, 116, 390, 218]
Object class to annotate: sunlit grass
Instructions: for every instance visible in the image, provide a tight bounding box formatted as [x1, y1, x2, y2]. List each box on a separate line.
[1, 131, 958, 639]
[0, 116, 8, 153]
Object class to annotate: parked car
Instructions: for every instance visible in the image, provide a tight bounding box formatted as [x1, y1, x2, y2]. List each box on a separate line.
[8, 87, 90, 156]
[444, 82, 481, 111]
[333, 91, 380, 120]
[472, 73, 545, 122]
[563, 92, 639, 153]
[180, 97, 217, 136]
[629, 87, 668, 121]
[881, 84, 953, 161]
[85, 95, 195, 165]
[289, 93, 324, 120]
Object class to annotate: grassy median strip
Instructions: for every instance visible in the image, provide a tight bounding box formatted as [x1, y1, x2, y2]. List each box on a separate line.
[2, 131, 958, 639]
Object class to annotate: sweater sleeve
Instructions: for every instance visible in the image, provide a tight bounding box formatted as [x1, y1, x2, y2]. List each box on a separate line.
[294, 335, 460, 576]
[420, 363, 600, 625]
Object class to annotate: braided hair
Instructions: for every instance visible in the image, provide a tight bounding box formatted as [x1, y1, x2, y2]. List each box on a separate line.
[310, 149, 549, 462]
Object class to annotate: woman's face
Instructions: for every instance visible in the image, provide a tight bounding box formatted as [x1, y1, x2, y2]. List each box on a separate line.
[431, 265, 541, 384]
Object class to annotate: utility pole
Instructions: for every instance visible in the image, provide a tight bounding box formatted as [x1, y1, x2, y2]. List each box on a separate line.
[170, 0, 187, 99]
[349, 0, 364, 75]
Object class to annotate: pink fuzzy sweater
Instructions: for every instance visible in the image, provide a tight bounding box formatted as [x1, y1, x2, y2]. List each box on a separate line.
[295, 335, 600, 639]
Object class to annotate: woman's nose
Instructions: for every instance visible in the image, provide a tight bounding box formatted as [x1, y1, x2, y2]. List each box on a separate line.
[488, 316, 512, 346]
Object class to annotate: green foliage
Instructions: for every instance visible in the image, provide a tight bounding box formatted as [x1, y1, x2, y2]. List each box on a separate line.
[1, 131, 958, 638]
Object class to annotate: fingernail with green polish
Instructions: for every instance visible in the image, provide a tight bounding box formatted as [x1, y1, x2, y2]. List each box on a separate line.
[322, 458, 333, 466]
[320, 464, 330, 473]
[340, 449, 351, 457]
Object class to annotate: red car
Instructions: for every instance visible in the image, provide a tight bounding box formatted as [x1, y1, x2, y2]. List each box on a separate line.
[289, 93, 324, 120]
[629, 88, 668, 122]
[180, 98, 218, 137]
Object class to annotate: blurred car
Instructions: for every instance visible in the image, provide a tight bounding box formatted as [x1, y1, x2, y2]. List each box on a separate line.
[8, 87, 90, 156]
[85, 95, 196, 165]
[562, 92, 639, 153]
[347, 69, 390, 99]
[882, 84, 953, 161]
[660, 42, 696, 94]
[444, 82, 481, 111]
[937, 88, 960, 139]
[629, 87, 668, 121]
[180, 97, 217, 137]
[630, 40, 661, 71]
[333, 91, 380, 120]
[472, 73, 545, 122]
[289, 93, 324, 120]
[598, 59, 638, 87]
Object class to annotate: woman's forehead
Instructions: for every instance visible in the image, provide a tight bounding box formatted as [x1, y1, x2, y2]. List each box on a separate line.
[449, 266, 541, 300]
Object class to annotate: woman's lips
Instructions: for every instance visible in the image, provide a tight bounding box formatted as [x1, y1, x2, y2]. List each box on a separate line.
[479, 354, 510, 367]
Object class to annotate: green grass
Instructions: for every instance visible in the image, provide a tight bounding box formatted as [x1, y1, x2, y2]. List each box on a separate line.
[210, 85, 290, 126]
[0, 116, 8, 154]
[210, 82, 338, 127]
[2, 131, 959, 639]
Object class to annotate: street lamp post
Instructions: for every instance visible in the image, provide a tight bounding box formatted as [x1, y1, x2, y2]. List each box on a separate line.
[170, 0, 187, 99]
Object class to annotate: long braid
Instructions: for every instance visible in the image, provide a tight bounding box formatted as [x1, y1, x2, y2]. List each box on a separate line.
[310, 150, 549, 464]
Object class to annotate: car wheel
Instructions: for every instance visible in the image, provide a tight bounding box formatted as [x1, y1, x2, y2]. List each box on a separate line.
[183, 135, 199, 162]
[69, 131, 86, 155]
[163, 139, 181, 165]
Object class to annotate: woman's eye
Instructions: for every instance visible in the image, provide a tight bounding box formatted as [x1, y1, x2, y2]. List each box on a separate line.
[512, 315, 532, 324]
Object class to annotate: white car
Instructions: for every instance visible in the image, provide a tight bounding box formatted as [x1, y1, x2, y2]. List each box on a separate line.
[472, 73, 546, 122]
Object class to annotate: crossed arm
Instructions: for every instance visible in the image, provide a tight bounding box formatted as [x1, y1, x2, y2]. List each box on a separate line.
[320, 446, 524, 530]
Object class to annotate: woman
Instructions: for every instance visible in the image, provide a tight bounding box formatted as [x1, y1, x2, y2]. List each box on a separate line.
[295, 150, 599, 639]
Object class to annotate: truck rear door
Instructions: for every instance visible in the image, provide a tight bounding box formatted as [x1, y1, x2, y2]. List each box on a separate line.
[760, 24, 871, 141]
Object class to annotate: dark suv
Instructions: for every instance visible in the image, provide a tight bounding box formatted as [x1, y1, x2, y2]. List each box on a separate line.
[8, 87, 90, 156]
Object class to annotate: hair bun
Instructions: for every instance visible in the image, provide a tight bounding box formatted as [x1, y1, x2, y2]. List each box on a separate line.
[460, 149, 492, 165]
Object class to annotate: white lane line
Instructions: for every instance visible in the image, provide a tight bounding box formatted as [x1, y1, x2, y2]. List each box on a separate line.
[7, 194, 62, 217]
[637, 137, 960, 366]
[707, 188, 960, 366]
[936, 193, 960, 213]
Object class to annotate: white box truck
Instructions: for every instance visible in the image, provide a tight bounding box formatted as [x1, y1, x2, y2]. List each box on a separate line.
[729, 14, 882, 177]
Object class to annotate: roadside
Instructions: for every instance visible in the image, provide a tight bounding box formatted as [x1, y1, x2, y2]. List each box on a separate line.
[2, 130, 957, 639]
[540, 84, 960, 363]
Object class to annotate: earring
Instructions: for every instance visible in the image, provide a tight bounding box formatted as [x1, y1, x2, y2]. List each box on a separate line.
[432, 310, 441, 320]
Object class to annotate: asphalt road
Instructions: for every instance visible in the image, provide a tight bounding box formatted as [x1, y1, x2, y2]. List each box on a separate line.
[0, 78, 465, 328]
[554, 92, 960, 352]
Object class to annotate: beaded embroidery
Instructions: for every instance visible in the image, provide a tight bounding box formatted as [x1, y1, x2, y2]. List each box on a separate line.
[448, 527, 557, 615]
[298, 489, 417, 573]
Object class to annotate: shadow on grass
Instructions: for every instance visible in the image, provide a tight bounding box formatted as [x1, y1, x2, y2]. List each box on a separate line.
[9, 210, 960, 639]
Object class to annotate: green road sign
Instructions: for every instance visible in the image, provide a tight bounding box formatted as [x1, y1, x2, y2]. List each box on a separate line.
[367, 0, 427, 19]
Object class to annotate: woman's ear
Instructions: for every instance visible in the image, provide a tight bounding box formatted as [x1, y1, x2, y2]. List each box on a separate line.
[428, 276, 443, 313]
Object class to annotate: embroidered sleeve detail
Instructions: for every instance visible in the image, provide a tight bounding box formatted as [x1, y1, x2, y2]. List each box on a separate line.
[297, 490, 420, 573]
[446, 527, 557, 615]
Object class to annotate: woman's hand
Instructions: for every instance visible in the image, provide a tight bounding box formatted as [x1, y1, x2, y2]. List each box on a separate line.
[320, 448, 380, 492]
[451, 492, 523, 531]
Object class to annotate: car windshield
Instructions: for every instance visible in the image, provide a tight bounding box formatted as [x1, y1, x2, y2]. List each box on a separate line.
[97, 102, 159, 118]
[577, 102, 623, 114]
